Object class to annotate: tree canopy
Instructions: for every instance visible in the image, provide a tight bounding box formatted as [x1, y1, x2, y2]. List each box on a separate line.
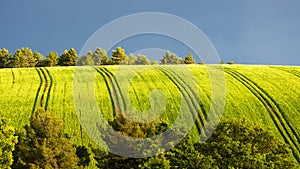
[136, 54, 151, 65]
[92, 117, 296, 168]
[111, 47, 128, 65]
[197, 118, 296, 168]
[184, 53, 195, 64]
[0, 48, 12, 68]
[0, 46, 236, 68]
[12, 48, 42, 68]
[160, 51, 183, 64]
[13, 108, 78, 169]
[44, 51, 59, 67]
[0, 117, 18, 169]
[59, 48, 78, 66]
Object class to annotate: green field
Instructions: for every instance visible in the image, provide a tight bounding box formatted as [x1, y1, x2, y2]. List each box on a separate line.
[0, 65, 299, 164]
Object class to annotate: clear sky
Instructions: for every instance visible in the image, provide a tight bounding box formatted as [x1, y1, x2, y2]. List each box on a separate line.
[0, 0, 299, 65]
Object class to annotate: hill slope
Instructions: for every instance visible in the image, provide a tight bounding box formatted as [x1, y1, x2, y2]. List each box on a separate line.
[0, 65, 299, 163]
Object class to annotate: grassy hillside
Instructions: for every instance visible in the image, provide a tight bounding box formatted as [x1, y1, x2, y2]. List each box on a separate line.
[0, 65, 299, 163]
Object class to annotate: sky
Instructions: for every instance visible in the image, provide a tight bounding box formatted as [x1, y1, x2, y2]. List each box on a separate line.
[0, 0, 299, 65]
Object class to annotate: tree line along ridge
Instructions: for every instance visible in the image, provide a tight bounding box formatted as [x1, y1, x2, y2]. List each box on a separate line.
[0, 47, 234, 68]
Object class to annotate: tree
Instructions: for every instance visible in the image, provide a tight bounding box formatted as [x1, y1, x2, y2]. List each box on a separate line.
[30, 52, 43, 67]
[78, 51, 94, 66]
[13, 108, 79, 168]
[76, 145, 91, 168]
[101, 54, 111, 65]
[166, 134, 217, 169]
[152, 60, 159, 65]
[92, 48, 108, 65]
[0, 48, 12, 68]
[92, 116, 169, 169]
[111, 47, 128, 65]
[160, 51, 183, 64]
[128, 53, 137, 65]
[0, 117, 18, 169]
[92, 116, 216, 169]
[12, 48, 42, 68]
[139, 153, 170, 169]
[59, 48, 78, 66]
[197, 118, 296, 168]
[136, 54, 151, 65]
[45, 51, 59, 67]
[184, 53, 195, 64]
[227, 61, 234, 64]
[12, 48, 30, 68]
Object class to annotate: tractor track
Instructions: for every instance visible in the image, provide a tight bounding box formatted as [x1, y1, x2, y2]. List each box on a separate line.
[32, 68, 53, 114]
[11, 69, 15, 88]
[225, 68, 300, 163]
[44, 68, 53, 111]
[39, 68, 49, 108]
[160, 67, 208, 119]
[101, 67, 127, 111]
[95, 67, 119, 116]
[32, 68, 44, 114]
[155, 66, 204, 136]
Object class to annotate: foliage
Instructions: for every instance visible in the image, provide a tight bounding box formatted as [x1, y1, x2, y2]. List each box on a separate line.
[0, 65, 300, 167]
[76, 145, 91, 167]
[0, 47, 233, 67]
[0, 48, 12, 68]
[13, 108, 79, 169]
[0, 117, 18, 169]
[128, 53, 137, 65]
[31, 52, 43, 67]
[227, 61, 234, 64]
[152, 60, 159, 65]
[78, 48, 110, 66]
[92, 115, 169, 168]
[93, 115, 217, 169]
[93, 48, 108, 65]
[101, 54, 110, 65]
[183, 53, 195, 64]
[165, 134, 217, 169]
[160, 51, 183, 64]
[44, 51, 59, 67]
[197, 118, 296, 168]
[139, 153, 170, 169]
[111, 47, 128, 65]
[78, 51, 94, 66]
[59, 48, 78, 66]
[12, 48, 42, 68]
[136, 54, 151, 65]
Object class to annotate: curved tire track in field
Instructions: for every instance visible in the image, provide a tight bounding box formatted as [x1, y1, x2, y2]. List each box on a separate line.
[102, 67, 127, 111]
[225, 68, 300, 163]
[32, 68, 43, 114]
[158, 66, 207, 122]
[11, 69, 15, 88]
[95, 67, 119, 116]
[39, 68, 49, 108]
[155, 66, 203, 136]
[32, 68, 52, 114]
[269, 66, 300, 78]
[160, 67, 208, 120]
[44, 68, 53, 111]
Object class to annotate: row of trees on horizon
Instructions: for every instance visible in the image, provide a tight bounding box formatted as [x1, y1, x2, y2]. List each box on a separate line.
[0, 47, 200, 68]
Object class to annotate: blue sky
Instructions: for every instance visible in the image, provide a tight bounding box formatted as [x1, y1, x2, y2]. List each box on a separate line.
[0, 0, 299, 65]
